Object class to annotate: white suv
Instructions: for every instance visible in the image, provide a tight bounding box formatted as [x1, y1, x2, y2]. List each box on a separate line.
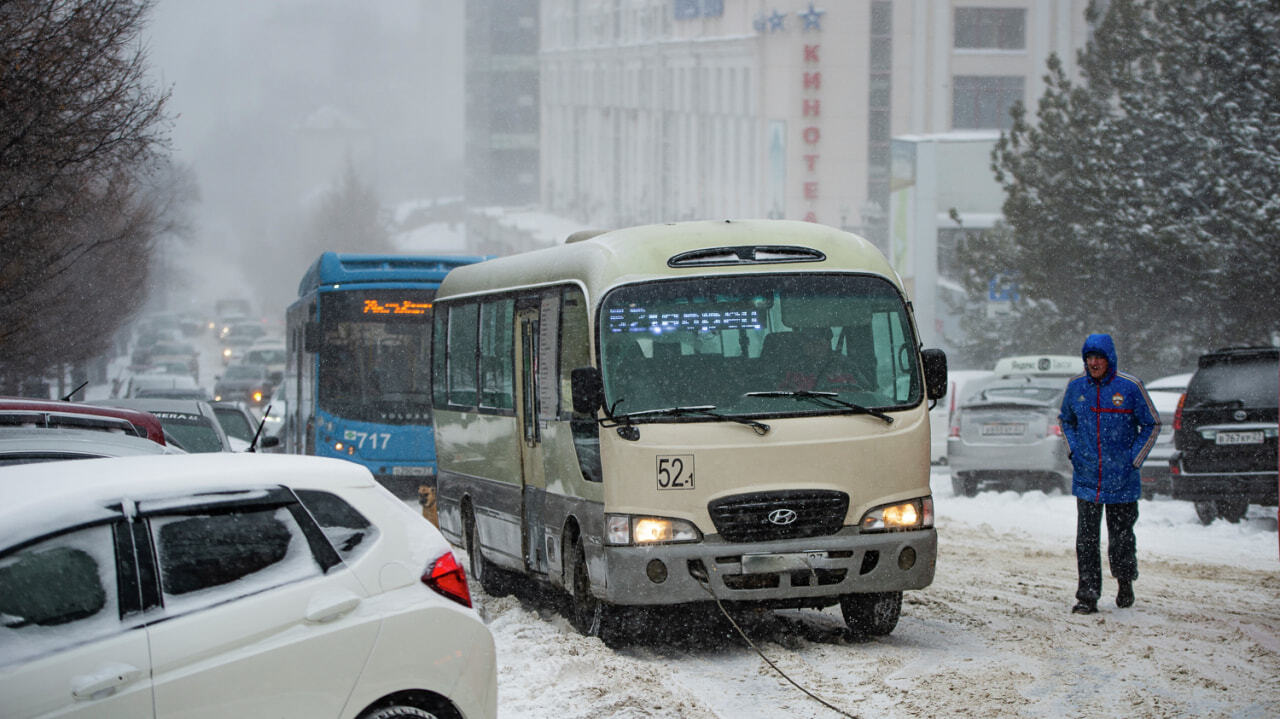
[0, 453, 496, 719]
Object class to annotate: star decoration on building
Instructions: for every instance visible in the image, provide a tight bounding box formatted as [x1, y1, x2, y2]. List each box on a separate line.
[753, 12, 767, 33]
[767, 9, 787, 32]
[797, 3, 825, 32]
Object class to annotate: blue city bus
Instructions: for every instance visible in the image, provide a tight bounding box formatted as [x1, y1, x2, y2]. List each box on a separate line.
[284, 252, 488, 497]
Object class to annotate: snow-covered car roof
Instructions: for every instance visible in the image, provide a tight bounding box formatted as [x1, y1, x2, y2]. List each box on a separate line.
[0, 427, 178, 464]
[127, 373, 199, 391]
[0, 453, 382, 551]
[1147, 372, 1193, 392]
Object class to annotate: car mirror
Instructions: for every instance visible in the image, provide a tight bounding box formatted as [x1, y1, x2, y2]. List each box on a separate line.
[921, 348, 948, 400]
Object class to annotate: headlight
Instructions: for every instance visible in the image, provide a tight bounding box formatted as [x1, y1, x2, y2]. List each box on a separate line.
[860, 497, 933, 533]
[605, 514, 702, 545]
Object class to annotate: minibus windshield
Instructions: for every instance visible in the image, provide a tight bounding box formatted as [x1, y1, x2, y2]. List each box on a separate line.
[599, 273, 922, 418]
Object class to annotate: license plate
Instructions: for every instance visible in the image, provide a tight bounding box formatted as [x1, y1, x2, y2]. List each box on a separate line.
[1216, 431, 1263, 445]
[391, 466, 432, 476]
[981, 422, 1026, 437]
[742, 551, 828, 574]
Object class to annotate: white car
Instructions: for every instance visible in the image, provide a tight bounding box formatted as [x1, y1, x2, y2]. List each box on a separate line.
[1140, 372, 1193, 499]
[0, 453, 497, 719]
[0, 427, 181, 466]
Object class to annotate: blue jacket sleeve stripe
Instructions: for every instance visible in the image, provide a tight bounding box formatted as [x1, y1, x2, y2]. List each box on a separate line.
[1120, 372, 1161, 467]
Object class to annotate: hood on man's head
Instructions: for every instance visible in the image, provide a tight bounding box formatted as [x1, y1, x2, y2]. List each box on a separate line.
[1080, 333, 1118, 380]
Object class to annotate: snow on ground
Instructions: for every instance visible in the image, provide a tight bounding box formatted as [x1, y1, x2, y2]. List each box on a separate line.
[470, 468, 1279, 719]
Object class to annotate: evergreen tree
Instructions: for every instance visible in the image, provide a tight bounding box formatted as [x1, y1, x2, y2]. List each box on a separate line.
[963, 0, 1279, 377]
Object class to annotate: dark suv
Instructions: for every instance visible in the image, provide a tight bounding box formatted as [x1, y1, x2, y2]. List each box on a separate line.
[1170, 346, 1278, 524]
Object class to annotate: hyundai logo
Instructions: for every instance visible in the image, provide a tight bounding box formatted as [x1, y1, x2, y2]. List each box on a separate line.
[1233, 410, 1247, 422]
[767, 508, 798, 525]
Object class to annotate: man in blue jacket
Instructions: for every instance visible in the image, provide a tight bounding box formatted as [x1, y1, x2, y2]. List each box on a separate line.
[1058, 333, 1160, 614]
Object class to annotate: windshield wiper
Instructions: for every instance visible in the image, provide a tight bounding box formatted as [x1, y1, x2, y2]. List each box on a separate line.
[1192, 399, 1244, 409]
[608, 405, 771, 436]
[744, 390, 894, 424]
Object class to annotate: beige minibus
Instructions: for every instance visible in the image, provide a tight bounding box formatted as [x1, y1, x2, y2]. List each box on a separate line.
[431, 219, 947, 642]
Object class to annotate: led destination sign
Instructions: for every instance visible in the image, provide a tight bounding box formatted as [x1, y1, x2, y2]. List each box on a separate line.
[362, 299, 432, 315]
[606, 305, 762, 334]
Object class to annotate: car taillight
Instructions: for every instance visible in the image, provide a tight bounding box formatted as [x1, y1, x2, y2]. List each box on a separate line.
[423, 551, 471, 607]
[1173, 392, 1186, 431]
[1049, 423, 1063, 437]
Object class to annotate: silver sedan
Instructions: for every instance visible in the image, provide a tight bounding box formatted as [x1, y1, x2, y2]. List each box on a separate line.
[947, 376, 1071, 496]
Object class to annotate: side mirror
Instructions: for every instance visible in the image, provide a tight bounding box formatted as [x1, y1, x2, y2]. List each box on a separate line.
[258, 435, 280, 449]
[570, 367, 604, 415]
[303, 321, 321, 353]
[921, 348, 948, 400]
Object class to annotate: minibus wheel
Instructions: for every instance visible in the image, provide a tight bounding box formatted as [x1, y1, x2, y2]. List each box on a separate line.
[465, 508, 510, 597]
[566, 540, 630, 647]
[567, 540, 599, 635]
[840, 591, 901, 637]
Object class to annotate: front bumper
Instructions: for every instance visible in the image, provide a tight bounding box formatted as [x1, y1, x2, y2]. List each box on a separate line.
[600, 527, 936, 606]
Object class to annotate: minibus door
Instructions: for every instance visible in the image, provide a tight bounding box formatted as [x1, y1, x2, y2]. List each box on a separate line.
[516, 302, 549, 575]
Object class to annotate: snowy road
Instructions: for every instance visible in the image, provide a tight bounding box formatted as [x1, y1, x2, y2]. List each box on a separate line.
[462, 469, 1280, 719]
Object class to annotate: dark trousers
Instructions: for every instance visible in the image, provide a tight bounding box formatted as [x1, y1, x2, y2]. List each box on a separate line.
[1075, 498, 1138, 602]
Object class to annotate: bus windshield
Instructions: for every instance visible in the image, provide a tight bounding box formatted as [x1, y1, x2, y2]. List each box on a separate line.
[599, 273, 922, 417]
[317, 289, 435, 423]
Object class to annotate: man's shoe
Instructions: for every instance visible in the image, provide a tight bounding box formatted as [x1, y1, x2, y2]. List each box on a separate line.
[1117, 581, 1134, 608]
[1071, 601, 1098, 615]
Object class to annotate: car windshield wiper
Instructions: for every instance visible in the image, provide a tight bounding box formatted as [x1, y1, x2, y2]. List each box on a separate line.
[1192, 399, 1244, 409]
[744, 390, 894, 424]
[609, 405, 771, 436]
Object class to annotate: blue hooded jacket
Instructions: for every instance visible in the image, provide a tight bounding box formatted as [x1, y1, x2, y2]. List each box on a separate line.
[1058, 333, 1160, 503]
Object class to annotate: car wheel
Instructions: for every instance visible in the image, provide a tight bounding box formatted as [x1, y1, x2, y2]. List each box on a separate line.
[465, 508, 510, 598]
[1216, 497, 1248, 523]
[951, 473, 978, 498]
[361, 706, 440, 719]
[841, 591, 902, 637]
[1194, 501, 1217, 526]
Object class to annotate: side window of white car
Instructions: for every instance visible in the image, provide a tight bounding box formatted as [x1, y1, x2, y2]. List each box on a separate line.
[0, 524, 124, 667]
[294, 489, 379, 562]
[150, 505, 323, 616]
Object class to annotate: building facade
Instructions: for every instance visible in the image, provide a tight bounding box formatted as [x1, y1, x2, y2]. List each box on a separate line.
[465, 0, 541, 207]
[538, 0, 1092, 255]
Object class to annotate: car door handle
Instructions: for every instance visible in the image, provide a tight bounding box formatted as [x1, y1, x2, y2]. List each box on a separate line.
[305, 590, 362, 623]
[71, 662, 144, 700]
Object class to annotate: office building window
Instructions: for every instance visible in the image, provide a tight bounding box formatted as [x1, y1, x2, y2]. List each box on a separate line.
[954, 7, 1026, 50]
[952, 75, 1024, 130]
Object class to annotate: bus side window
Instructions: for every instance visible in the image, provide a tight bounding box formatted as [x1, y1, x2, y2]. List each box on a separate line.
[559, 288, 592, 413]
[560, 287, 601, 483]
[479, 299, 514, 410]
[446, 303, 480, 408]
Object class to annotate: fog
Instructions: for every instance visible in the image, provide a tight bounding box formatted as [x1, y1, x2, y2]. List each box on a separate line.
[144, 0, 464, 318]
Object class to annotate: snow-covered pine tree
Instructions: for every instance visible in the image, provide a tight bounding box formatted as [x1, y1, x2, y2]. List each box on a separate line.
[961, 0, 1279, 376]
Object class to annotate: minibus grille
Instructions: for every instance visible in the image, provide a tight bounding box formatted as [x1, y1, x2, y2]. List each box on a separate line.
[708, 490, 849, 542]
